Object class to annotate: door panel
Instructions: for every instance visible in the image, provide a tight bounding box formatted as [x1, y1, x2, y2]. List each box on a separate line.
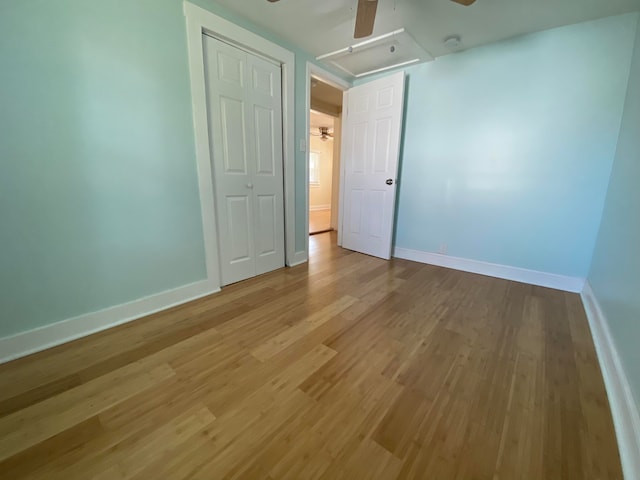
[351, 123, 368, 174]
[217, 50, 244, 86]
[256, 194, 277, 256]
[254, 106, 276, 175]
[373, 118, 392, 173]
[349, 189, 364, 234]
[368, 189, 386, 238]
[220, 97, 248, 174]
[247, 53, 285, 276]
[251, 64, 275, 96]
[353, 95, 369, 113]
[226, 196, 252, 262]
[342, 71, 405, 260]
[203, 34, 285, 285]
[377, 87, 394, 108]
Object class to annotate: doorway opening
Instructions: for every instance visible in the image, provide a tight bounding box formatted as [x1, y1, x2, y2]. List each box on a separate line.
[309, 109, 337, 235]
[305, 65, 405, 262]
[306, 71, 347, 253]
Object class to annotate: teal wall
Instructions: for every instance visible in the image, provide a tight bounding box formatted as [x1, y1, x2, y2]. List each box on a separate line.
[588, 15, 640, 409]
[0, 0, 336, 338]
[0, 0, 207, 338]
[394, 14, 638, 277]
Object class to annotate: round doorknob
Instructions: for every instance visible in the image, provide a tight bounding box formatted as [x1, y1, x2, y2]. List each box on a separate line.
[246, 183, 254, 189]
[385, 178, 393, 185]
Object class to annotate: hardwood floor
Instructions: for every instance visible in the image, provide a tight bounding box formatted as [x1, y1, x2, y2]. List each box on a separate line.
[309, 209, 332, 234]
[0, 232, 622, 479]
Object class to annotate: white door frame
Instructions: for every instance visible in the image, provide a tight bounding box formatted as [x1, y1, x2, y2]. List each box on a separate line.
[184, 2, 296, 290]
[305, 62, 351, 256]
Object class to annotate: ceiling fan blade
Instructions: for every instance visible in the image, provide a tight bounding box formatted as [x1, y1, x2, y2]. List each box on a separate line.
[450, 0, 476, 5]
[354, 0, 378, 39]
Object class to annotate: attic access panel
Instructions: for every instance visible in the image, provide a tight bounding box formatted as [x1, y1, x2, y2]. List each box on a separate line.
[317, 29, 433, 78]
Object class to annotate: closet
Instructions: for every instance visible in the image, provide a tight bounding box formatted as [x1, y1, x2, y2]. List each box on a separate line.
[203, 34, 285, 285]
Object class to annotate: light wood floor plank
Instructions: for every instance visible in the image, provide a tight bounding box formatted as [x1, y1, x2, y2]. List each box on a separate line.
[0, 359, 174, 463]
[0, 232, 623, 479]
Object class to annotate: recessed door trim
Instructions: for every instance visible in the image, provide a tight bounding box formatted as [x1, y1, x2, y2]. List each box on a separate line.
[184, 2, 296, 291]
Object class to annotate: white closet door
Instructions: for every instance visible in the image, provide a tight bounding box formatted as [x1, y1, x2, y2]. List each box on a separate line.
[203, 35, 284, 285]
[342, 71, 405, 260]
[246, 53, 285, 276]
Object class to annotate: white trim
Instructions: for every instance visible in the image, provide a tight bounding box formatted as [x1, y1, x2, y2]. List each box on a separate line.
[393, 247, 585, 292]
[337, 90, 348, 247]
[309, 64, 352, 90]
[305, 62, 351, 256]
[354, 59, 420, 78]
[183, 2, 297, 272]
[0, 280, 219, 364]
[581, 282, 640, 480]
[309, 204, 331, 212]
[317, 29, 408, 61]
[289, 251, 308, 267]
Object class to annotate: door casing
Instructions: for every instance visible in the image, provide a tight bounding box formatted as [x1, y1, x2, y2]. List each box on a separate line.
[203, 35, 285, 285]
[184, 2, 297, 291]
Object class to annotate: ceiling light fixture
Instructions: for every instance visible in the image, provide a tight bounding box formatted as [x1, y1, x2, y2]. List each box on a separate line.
[444, 35, 462, 49]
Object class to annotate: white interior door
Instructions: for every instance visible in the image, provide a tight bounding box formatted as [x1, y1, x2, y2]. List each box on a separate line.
[203, 34, 285, 285]
[342, 71, 405, 259]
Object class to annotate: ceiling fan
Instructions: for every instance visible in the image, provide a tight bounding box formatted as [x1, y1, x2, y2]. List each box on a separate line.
[311, 126, 334, 141]
[267, 0, 477, 39]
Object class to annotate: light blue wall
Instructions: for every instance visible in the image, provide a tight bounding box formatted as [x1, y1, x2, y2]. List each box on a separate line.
[0, 0, 207, 338]
[0, 0, 339, 338]
[394, 14, 638, 277]
[588, 16, 640, 409]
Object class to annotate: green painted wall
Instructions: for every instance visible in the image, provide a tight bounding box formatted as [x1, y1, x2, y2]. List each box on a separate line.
[0, 0, 337, 338]
[588, 15, 640, 409]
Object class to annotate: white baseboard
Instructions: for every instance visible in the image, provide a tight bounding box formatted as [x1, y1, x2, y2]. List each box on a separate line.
[392, 247, 584, 293]
[309, 204, 331, 212]
[288, 250, 308, 267]
[581, 282, 640, 480]
[0, 279, 220, 365]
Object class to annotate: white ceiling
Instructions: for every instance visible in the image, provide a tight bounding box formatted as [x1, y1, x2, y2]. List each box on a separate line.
[310, 110, 335, 131]
[213, 0, 640, 67]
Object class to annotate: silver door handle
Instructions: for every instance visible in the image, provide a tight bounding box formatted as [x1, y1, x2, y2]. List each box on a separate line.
[385, 179, 393, 185]
[246, 183, 254, 189]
